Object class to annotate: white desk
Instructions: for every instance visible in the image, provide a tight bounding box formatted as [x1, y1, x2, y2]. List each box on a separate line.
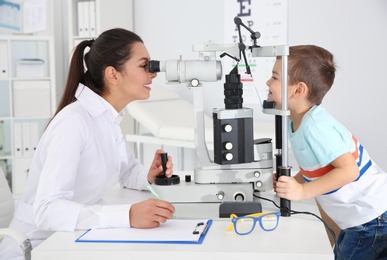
[32, 184, 334, 259]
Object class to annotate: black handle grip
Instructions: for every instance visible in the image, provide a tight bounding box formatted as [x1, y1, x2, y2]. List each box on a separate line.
[278, 166, 291, 217]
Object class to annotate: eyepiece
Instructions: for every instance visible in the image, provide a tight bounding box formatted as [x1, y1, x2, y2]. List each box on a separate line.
[148, 59, 222, 83]
[148, 60, 160, 73]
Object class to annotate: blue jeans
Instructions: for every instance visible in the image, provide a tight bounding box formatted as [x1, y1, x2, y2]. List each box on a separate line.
[334, 211, 387, 260]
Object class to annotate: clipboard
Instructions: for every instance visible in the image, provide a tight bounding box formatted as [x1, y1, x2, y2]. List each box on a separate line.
[75, 219, 212, 244]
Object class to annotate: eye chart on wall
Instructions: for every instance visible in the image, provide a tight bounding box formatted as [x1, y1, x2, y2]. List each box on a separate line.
[224, 0, 288, 121]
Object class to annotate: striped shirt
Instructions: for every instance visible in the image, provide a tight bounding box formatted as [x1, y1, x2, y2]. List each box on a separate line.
[289, 105, 387, 229]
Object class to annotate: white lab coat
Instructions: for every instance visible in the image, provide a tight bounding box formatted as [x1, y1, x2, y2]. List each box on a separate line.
[0, 84, 149, 259]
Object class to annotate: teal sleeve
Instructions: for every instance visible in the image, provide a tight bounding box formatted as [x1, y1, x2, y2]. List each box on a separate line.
[304, 123, 353, 166]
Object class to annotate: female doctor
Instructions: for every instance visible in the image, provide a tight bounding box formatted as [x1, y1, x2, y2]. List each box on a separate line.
[0, 28, 175, 259]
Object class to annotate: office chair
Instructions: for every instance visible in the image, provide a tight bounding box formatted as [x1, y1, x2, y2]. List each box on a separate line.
[0, 167, 32, 260]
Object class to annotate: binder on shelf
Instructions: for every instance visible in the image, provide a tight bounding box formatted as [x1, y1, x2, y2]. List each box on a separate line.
[29, 122, 39, 153]
[77, 1, 90, 37]
[76, 219, 212, 244]
[89, 1, 96, 36]
[21, 122, 31, 157]
[13, 122, 23, 157]
[0, 41, 8, 78]
[77, 1, 84, 36]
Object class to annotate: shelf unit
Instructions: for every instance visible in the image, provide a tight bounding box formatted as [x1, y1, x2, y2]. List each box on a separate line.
[0, 35, 56, 197]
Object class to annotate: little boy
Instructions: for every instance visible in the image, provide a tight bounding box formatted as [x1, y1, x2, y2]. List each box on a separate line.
[269, 45, 387, 260]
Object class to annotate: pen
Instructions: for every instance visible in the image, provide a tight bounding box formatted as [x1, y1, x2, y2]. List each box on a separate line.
[146, 184, 176, 219]
[146, 183, 161, 200]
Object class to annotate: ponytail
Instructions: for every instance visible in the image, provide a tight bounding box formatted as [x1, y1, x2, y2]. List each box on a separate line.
[54, 40, 91, 117]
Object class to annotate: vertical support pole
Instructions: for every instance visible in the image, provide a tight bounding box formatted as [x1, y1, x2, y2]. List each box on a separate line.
[279, 54, 291, 217]
[281, 55, 289, 167]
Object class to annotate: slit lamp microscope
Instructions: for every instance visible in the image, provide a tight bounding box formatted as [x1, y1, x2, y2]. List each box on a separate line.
[148, 17, 291, 217]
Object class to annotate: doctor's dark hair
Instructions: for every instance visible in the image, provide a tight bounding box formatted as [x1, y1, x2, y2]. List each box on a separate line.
[53, 28, 143, 118]
[280, 45, 336, 105]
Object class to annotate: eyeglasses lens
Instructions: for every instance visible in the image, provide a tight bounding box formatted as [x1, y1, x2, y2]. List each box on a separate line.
[235, 217, 255, 234]
[261, 213, 279, 231]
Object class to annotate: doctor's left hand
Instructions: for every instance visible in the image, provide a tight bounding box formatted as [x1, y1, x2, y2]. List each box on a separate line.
[147, 149, 174, 184]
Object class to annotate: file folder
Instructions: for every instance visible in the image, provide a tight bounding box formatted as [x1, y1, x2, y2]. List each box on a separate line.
[21, 122, 31, 157]
[89, 1, 96, 36]
[77, 1, 86, 36]
[29, 122, 39, 153]
[75, 219, 212, 244]
[77, 1, 91, 36]
[0, 41, 8, 78]
[13, 122, 23, 157]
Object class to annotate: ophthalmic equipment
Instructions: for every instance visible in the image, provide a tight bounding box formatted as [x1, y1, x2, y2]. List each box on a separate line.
[148, 17, 291, 217]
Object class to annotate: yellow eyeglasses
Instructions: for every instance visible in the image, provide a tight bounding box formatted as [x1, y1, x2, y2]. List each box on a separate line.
[227, 212, 280, 235]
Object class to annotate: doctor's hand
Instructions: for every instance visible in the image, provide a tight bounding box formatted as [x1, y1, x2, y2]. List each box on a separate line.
[129, 198, 175, 228]
[147, 149, 174, 184]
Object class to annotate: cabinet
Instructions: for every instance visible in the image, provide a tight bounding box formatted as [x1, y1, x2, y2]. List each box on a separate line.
[0, 35, 56, 197]
[65, 0, 133, 54]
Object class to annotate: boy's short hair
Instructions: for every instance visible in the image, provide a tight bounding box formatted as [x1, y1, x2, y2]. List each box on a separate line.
[286, 45, 336, 105]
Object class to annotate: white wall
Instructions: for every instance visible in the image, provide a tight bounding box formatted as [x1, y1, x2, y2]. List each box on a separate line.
[134, 0, 387, 170]
[134, 0, 226, 113]
[288, 0, 387, 170]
